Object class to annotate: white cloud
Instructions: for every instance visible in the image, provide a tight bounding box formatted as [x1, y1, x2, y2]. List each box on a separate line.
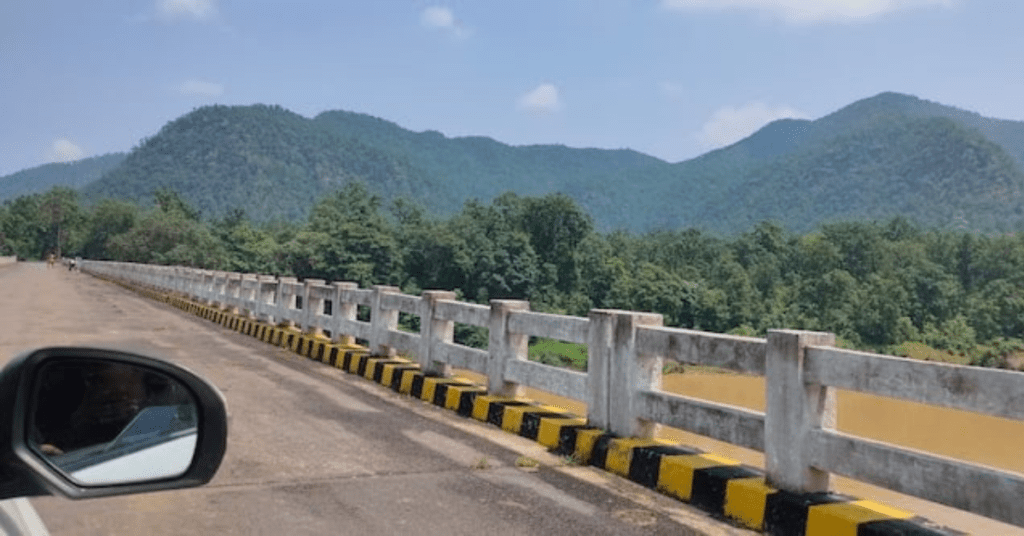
[178, 80, 225, 98]
[697, 102, 808, 149]
[518, 83, 562, 114]
[158, 0, 217, 22]
[660, 0, 953, 24]
[421, 6, 455, 28]
[420, 6, 472, 39]
[47, 139, 85, 163]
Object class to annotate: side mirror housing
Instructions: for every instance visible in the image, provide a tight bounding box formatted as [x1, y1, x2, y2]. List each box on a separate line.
[0, 347, 228, 500]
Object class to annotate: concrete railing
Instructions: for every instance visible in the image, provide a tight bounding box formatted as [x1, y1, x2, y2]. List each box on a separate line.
[80, 260, 1024, 528]
[0, 256, 16, 266]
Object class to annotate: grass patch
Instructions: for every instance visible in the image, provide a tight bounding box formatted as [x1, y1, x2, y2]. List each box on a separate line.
[515, 456, 540, 469]
[528, 338, 588, 371]
[889, 341, 972, 365]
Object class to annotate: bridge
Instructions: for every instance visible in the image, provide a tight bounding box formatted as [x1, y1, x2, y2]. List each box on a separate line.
[3, 259, 1023, 535]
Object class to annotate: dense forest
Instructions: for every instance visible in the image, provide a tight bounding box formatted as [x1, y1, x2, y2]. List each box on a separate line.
[3, 185, 1022, 371]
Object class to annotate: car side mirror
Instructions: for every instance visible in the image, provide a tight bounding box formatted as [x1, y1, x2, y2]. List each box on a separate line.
[0, 347, 228, 500]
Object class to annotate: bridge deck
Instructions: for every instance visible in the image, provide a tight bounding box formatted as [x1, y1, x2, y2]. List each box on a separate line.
[0, 262, 751, 535]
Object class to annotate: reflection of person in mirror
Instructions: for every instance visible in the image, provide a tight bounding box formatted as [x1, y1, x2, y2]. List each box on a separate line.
[33, 362, 189, 455]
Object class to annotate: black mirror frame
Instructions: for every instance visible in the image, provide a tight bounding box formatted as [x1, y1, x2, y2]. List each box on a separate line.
[0, 347, 228, 500]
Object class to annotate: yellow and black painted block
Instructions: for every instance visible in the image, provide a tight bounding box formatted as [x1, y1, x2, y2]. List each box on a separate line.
[322, 345, 344, 367]
[437, 381, 486, 416]
[338, 349, 369, 373]
[380, 362, 420, 389]
[268, 326, 285, 346]
[362, 357, 410, 383]
[395, 369, 427, 396]
[301, 335, 318, 358]
[279, 329, 302, 351]
[310, 340, 331, 362]
[419, 377, 478, 410]
[294, 334, 312, 356]
[550, 426, 960, 535]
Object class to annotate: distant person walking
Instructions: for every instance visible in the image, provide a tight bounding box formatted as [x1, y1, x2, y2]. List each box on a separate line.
[47, 253, 55, 268]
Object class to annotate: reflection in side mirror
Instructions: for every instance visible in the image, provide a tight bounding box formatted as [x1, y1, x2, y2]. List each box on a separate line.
[30, 360, 198, 486]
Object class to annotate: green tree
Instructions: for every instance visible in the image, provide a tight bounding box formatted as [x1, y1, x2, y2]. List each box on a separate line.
[107, 196, 224, 267]
[285, 182, 400, 286]
[80, 199, 139, 259]
[213, 209, 284, 274]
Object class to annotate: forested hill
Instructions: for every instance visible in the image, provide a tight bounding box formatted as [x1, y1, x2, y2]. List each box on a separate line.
[82, 104, 669, 221]
[0, 153, 126, 202]
[313, 110, 665, 212]
[64, 92, 1024, 233]
[83, 105, 444, 221]
[573, 93, 1024, 233]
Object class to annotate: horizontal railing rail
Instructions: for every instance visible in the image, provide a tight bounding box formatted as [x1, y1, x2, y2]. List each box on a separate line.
[78, 259, 1024, 528]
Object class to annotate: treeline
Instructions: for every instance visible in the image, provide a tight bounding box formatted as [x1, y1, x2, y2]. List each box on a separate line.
[3, 185, 1023, 369]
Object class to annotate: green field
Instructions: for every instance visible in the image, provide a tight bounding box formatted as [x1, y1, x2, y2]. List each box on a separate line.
[528, 338, 588, 370]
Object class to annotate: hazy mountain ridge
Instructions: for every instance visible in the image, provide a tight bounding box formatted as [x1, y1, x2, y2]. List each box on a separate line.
[6, 92, 1024, 234]
[0, 153, 127, 201]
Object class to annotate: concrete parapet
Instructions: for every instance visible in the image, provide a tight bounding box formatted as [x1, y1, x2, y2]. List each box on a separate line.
[75, 259, 1024, 531]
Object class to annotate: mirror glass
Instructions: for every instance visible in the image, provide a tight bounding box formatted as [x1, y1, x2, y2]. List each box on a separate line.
[29, 359, 198, 486]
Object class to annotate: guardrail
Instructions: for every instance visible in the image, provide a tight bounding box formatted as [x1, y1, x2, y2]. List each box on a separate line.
[0, 256, 16, 266]
[79, 259, 1024, 528]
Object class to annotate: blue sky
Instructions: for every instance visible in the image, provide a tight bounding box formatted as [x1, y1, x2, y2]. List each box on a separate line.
[2, 0, 1022, 177]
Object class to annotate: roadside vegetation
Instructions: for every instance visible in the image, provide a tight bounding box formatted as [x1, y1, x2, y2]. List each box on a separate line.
[2, 184, 1023, 371]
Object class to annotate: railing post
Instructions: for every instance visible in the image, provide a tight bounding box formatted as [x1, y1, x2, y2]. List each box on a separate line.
[200, 271, 215, 304]
[276, 277, 299, 327]
[186, 269, 201, 299]
[212, 272, 227, 309]
[331, 282, 358, 345]
[239, 274, 258, 318]
[181, 268, 192, 297]
[587, 309, 663, 437]
[765, 329, 837, 493]
[255, 276, 278, 324]
[303, 279, 326, 336]
[420, 291, 457, 376]
[225, 274, 242, 314]
[370, 285, 399, 356]
[488, 300, 530, 397]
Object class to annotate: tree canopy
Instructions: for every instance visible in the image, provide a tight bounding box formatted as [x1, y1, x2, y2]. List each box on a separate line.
[4, 185, 1023, 370]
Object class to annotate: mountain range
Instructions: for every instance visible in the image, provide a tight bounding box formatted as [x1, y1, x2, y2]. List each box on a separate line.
[3, 92, 1024, 234]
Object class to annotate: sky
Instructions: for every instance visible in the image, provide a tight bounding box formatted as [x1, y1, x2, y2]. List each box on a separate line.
[2, 0, 1024, 178]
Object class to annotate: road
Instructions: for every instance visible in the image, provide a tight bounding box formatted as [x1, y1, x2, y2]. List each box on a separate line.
[0, 262, 750, 536]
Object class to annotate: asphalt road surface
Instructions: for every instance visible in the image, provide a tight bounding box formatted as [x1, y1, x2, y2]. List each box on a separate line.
[0, 262, 751, 536]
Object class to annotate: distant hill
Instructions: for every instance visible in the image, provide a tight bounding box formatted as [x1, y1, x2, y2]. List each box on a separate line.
[0, 153, 126, 202]
[83, 105, 441, 221]
[570, 92, 1024, 233]
[82, 104, 670, 222]
[47, 92, 1024, 233]
[313, 110, 664, 213]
